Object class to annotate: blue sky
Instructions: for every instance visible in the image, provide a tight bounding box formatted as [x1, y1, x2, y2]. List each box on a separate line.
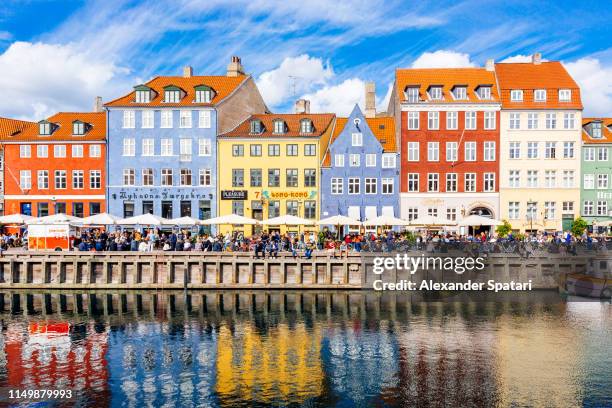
[0, 0, 610, 119]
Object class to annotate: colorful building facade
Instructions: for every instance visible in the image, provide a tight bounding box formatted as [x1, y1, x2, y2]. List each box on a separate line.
[580, 118, 612, 231]
[320, 105, 398, 229]
[495, 55, 583, 233]
[217, 108, 335, 234]
[104, 58, 267, 223]
[0, 117, 34, 215]
[3, 112, 106, 217]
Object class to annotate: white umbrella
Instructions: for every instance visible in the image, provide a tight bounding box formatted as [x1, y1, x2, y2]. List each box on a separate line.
[261, 215, 315, 226]
[458, 214, 503, 227]
[81, 212, 122, 225]
[362, 215, 411, 226]
[409, 215, 455, 227]
[163, 216, 200, 226]
[317, 215, 361, 226]
[27, 213, 82, 224]
[200, 214, 259, 225]
[117, 213, 165, 226]
[0, 214, 34, 224]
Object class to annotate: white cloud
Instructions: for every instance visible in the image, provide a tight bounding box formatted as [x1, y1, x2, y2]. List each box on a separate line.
[411, 50, 475, 68]
[256, 54, 333, 107]
[0, 41, 130, 120]
[564, 57, 612, 117]
[501, 54, 532, 63]
[300, 78, 365, 116]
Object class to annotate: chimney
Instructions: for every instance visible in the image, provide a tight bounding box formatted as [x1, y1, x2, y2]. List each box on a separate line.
[226, 56, 245, 77]
[532, 52, 542, 65]
[295, 99, 310, 114]
[365, 81, 376, 118]
[93, 96, 103, 113]
[485, 58, 495, 72]
[183, 65, 193, 77]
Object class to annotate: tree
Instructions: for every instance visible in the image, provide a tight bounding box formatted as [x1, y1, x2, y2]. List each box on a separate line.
[570, 217, 588, 237]
[495, 220, 512, 237]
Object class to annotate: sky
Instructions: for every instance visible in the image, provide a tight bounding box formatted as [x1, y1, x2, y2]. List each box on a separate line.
[0, 0, 610, 120]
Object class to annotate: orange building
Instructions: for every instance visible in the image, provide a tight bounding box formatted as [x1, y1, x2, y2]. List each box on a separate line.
[2, 112, 106, 217]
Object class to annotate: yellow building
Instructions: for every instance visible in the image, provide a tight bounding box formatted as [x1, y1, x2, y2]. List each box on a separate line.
[217, 108, 336, 235]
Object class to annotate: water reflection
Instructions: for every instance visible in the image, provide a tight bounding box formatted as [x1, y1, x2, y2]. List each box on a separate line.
[0, 291, 609, 407]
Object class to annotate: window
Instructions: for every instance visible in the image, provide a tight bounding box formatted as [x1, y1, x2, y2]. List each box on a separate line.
[563, 113, 575, 129]
[406, 208, 419, 221]
[352, 132, 363, 146]
[304, 201, 316, 219]
[304, 144, 316, 156]
[544, 170, 556, 188]
[195, 88, 213, 103]
[232, 169, 244, 187]
[20, 170, 31, 189]
[597, 174, 609, 189]
[446, 173, 457, 192]
[584, 174, 595, 189]
[300, 120, 313, 134]
[199, 169, 212, 186]
[562, 201, 574, 213]
[464, 173, 476, 192]
[89, 144, 101, 158]
[583, 200, 594, 216]
[199, 139, 211, 156]
[286, 201, 299, 216]
[268, 201, 280, 218]
[164, 89, 180, 103]
[123, 111, 135, 128]
[72, 170, 84, 189]
[562, 170, 575, 188]
[334, 154, 344, 167]
[484, 173, 495, 192]
[407, 142, 419, 161]
[72, 121, 85, 135]
[427, 173, 439, 192]
[37, 170, 48, 189]
[366, 154, 376, 167]
[123, 138, 135, 156]
[545, 142, 556, 159]
[597, 201, 608, 216]
[407, 173, 419, 192]
[558, 89, 571, 102]
[135, 89, 151, 103]
[484, 141, 496, 161]
[527, 113, 538, 129]
[232, 144, 244, 157]
[527, 142, 539, 159]
[273, 120, 285, 134]
[232, 200, 244, 216]
[90, 170, 101, 189]
[534, 89, 547, 102]
[54, 170, 67, 189]
[331, 178, 343, 194]
[268, 144, 280, 156]
[526, 202, 538, 221]
[382, 178, 393, 194]
[348, 178, 360, 194]
[592, 122, 602, 138]
[54, 145, 66, 158]
[427, 208, 438, 217]
[349, 154, 360, 167]
[287, 144, 298, 156]
[453, 87, 467, 100]
[598, 147, 608, 161]
[142, 168, 154, 186]
[446, 111, 458, 130]
[428, 111, 439, 130]
[20, 145, 30, 158]
[142, 138, 154, 156]
[407, 112, 419, 130]
[406, 87, 419, 103]
[527, 170, 538, 187]
[180, 169, 192, 186]
[563, 142, 574, 158]
[248, 168, 262, 187]
[429, 86, 442, 100]
[36, 145, 47, 158]
[465, 111, 477, 129]
[39, 122, 51, 135]
[179, 110, 192, 128]
[545, 113, 557, 129]
[141, 110, 154, 128]
[464, 141, 476, 161]
[509, 170, 520, 188]
[198, 111, 211, 128]
[509, 113, 520, 129]
[250, 120, 263, 134]
[584, 147, 596, 161]
[508, 202, 520, 219]
[160, 111, 173, 128]
[179, 139, 192, 161]
[161, 168, 173, 186]
[427, 142, 439, 161]
[484, 111, 496, 129]
[478, 86, 491, 100]
[304, 169, 316, 187]
[447, 208, 457, 221]
[268, 169, 280, 187]
[250, 144, 262, 157]
[382, 154, 396, 168]
[286, 169, 298, 187]
[122, 169, 135, 186]
[446, 142, 458, 162]
[161, 139, 173, 156]
[365, 178, 377, 194]
[510, 90, 523, 101]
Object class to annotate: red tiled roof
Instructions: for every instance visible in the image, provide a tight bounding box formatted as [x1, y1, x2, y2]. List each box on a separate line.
[7, 112, 106, 142]
[582, 117, 612, 144]
[219, 113, 336, 138]
[0, 117, 34, 140]
[494, 61, 582, 109]
[105, 75, 248, 107]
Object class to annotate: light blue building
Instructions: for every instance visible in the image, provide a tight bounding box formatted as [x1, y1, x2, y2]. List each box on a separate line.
[320, 105, 399, 231]
[104, 58, 267, 224]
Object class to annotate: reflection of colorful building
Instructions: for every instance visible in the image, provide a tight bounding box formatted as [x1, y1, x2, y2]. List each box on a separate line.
[0, 117, 34, 215]
[217, 104, 335, 234]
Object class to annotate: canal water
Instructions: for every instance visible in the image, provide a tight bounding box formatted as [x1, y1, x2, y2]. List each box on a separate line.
[0, 291, 609, 407]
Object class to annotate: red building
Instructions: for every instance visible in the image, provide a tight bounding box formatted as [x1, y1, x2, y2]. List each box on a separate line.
[2, 112, 106, 217]
[0, 117, 35, 215]
[388, 65, 501, 224]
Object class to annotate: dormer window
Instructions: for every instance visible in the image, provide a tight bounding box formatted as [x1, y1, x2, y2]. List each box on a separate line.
[134, 85, 152, 103]
[559, 89, 571, 102]
[163, 86, 182, 103]
[72, 120, 86, 135]
[510, 90, 523, 102]
[250, 119, 263, 134]
[453, 86, 467, 100]
[405, 87, 419, 103]
[195, 85, 215, 103]
[592, 122, 602, 138]
[534, 89, 547, 102]
[300, 119, 313, 133]
[428, 86, 443, 100]
[273, 119, 286, 134]
[478, 86, 491, 100]
[39, 121, 52, 135]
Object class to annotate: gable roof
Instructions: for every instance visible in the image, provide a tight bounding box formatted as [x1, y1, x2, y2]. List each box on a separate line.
[8, 112, 106, 142]
[494, 61, 582, 109]
[0, 117, 34, 140]
[105, 75, 249, 107]
[219, 113, 336, 138]
[582, 118, 612, 144]
[394, 67, 500, 104]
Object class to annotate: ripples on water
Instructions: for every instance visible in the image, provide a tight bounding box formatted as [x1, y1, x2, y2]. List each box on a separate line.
[0, 291, 609, 407]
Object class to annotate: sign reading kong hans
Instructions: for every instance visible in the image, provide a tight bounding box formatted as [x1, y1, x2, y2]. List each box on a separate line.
[221, 190, 248, 200]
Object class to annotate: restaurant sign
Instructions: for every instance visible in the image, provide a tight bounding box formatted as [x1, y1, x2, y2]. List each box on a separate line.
[221, 190, 248, 200]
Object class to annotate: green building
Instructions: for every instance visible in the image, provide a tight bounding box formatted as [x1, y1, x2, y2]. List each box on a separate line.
[581, 118, 612, 233]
